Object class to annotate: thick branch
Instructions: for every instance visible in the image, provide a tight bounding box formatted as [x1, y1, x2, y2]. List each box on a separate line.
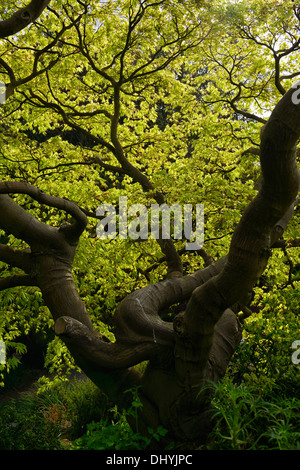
[52, 256, 228, 377]
[177, 85, 300, 369]
[272, 238, 300, 249]
[53, 316, 160, 430]
[0, 243, 31, 272]
[0, 0, 51, 38]
[0, 274, 36, 291]
[54, 316, 171, 369]
[0, 193, 59, 248]
[0, 181, 87, 242]
[53, 192, 296, 376]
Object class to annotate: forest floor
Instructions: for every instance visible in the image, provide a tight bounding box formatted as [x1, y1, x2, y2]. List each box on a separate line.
[0, 368, 45, 402]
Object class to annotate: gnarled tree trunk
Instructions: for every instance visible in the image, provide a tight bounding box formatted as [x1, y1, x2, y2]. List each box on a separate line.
[0, 0, 299, 447]
[0, 86, 299, 445]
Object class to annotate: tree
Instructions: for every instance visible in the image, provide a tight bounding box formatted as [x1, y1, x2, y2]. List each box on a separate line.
[0, 0, 51, 39]
[0, 0, 299, 446]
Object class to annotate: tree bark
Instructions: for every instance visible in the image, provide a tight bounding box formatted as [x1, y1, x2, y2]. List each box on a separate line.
[175, 87, 300, 362]
[0, 0, 51, 38]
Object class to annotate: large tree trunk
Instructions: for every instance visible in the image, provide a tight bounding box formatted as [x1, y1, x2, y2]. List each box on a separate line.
[0, 86, 299, 444]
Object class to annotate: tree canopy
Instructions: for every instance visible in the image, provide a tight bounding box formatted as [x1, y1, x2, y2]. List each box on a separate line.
[0, 0, 299, 448]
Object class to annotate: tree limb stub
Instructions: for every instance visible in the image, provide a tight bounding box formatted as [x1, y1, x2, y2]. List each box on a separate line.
[55, 314, 173, 370]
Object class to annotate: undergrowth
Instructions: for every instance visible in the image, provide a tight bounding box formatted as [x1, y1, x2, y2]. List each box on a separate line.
[205, 377, 300, 450]
[0, 370, 299, 450]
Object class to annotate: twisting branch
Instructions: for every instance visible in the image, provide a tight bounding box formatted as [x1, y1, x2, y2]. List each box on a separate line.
[0, 0, 51, 38]
[175, 85, 300, 376]
[0, 193, 56, 248]
[0, 274, 37, 292]
[0, 243, 31, 272]
[54, 256, 230, 370]
[0, 181, 88, 242]
[272, 238, 300, 249]
[3, 20, 83, 100]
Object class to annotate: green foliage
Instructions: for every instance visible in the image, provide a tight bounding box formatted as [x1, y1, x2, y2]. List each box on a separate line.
[0, 394, 64, 450]
[231, 282, 300, 394]
[36, 376, 110, 440]
[206, 377, 300, 450]
[73, 387, 168, 450]
[0, 0, 300, 451]
[73, 413, 147, 450]
[0, 378, 170, 451]
[1, 372, 300, 451]
[0, 376, 109, 450]
[72, 413, 168, 451]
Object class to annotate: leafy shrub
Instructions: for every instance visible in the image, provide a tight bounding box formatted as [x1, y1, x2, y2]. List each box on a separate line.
[229, 282, 300, 396]
[34, 373, 113, 442]
[73, 387, 168, 450]
[206, 377, 300, 450]
[0, 375, 109, 449]
[73, 413, 149, 450]
[0, 394, 64, 450]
